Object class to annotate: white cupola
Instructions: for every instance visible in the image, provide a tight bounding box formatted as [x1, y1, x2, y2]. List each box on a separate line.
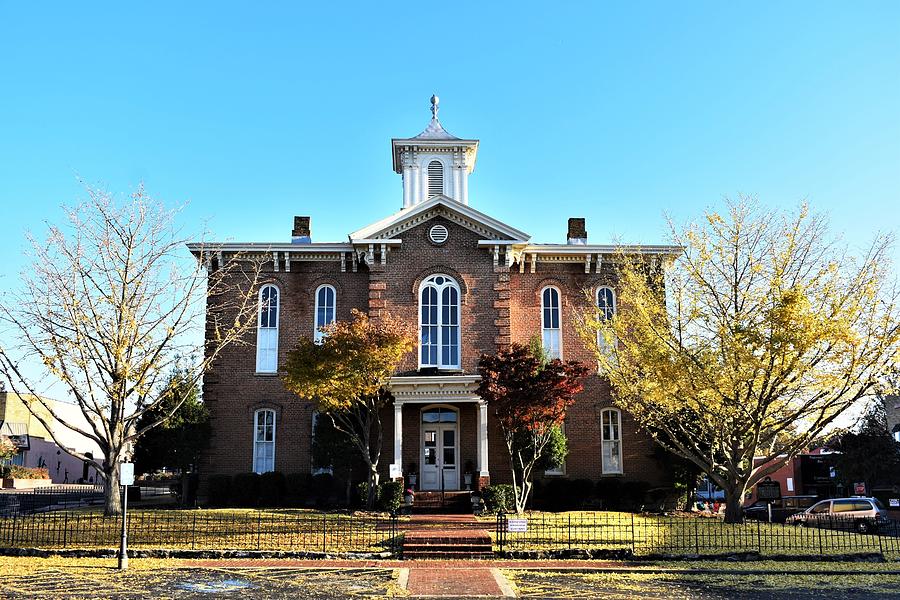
[391, 95, 479, 208]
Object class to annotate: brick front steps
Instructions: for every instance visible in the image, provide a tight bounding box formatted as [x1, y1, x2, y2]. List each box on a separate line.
[411, 491, 473, 514]
[402, 528, 493, 560]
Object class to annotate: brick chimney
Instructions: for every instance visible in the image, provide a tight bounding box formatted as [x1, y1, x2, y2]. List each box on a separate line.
[567, 218, 587, 245]
[291, 216, 311, 244]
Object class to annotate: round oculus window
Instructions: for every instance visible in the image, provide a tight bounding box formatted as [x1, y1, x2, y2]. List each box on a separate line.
[429, 224, 449, 244]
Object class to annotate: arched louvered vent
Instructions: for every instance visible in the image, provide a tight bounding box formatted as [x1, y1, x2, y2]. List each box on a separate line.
[429, 224, 449, 244]
[427, 160, 444, 197]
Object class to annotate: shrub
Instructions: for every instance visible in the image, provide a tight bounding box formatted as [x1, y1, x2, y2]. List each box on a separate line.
[259, 471, 286, 506]
[312, 473, 336, 506]
[596, 478, 623, 510]
[285, 473, 310, 507]
[377, 481, 403, 512]
[621, 481, 650, 511]
[481, 484, 515, 513]
[206, 474, 231, 507]
[231, 472, 261, 507]
[356, 481, 378, 508]
[5, 466, 49, 479]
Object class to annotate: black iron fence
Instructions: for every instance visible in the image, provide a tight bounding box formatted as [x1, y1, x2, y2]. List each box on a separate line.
[0, 484, 105, 517]
[0, 509, 400, 555]
[495, 511, 900, 558]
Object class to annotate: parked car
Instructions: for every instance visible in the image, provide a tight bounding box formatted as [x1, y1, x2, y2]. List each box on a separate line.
[785, 497, 890, 533]
[744, 495, 819, 523]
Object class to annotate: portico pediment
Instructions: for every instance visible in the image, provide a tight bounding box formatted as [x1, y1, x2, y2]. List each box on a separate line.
[388, 374, 483, 403]
[349, 196, 530, 243]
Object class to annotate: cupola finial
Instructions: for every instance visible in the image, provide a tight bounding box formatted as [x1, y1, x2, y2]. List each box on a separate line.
[430, 94, 439, 119]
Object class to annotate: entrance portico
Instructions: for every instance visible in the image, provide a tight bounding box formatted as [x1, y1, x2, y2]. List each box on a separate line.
[389, 375, 490, 490]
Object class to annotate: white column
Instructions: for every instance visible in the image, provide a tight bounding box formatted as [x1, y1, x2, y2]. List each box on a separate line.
[393, 402, 403, 475]
[478, 402, 489, 476]
[402, 165, 412, 208]
[411, 164, 420, 205]
[460, 166, 469, 205]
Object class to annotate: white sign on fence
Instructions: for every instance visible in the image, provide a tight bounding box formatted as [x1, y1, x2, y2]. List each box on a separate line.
[507, 518, 528, 533]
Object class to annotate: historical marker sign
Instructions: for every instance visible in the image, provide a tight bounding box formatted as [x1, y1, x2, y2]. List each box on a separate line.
[756, 478, 781, 501]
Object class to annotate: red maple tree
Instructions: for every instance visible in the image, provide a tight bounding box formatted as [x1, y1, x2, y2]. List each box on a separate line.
[478, 343, 589, 513]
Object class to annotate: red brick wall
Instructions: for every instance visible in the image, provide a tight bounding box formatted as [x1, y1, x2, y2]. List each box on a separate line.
[200, 216, 670, 494]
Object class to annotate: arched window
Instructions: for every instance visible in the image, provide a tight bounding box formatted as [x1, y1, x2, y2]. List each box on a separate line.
[597, 287, 616, 320]
[427, 160, 444, 198]
[541, 286, 562, 359]
[314, 284, 336, 343]
[253, 409, 276, 473]
[256, 284, 280, 373]
[419, 274, 460, 368]
[600, 408, 623, 475]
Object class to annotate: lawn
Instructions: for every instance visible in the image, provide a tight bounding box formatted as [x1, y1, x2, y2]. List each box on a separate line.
[480, 511, 900, 559]
[2, 508, 899, 559]
[0, 508, 400, 554]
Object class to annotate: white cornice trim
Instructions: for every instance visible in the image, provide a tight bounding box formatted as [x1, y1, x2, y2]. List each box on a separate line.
[349, 196, 531, 242]
[187, 242, 354, 253]
[521, 244, 683, 255]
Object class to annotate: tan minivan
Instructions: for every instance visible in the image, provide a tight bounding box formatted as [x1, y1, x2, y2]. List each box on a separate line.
[786, 497, 890, 533]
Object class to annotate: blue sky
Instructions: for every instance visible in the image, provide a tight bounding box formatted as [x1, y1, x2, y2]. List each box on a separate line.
[1, 2, 898, 274]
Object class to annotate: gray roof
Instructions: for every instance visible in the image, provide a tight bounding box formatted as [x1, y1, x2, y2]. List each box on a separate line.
[411, 116, 461, 141]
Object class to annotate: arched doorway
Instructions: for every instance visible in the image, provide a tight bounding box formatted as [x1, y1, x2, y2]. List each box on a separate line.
[420, 405, 459, 491]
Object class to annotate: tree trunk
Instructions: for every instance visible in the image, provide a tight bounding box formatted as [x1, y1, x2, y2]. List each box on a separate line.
[367, 464, 379, 510]
[723, 485, 745, 524]
[104, 464, 122, 516]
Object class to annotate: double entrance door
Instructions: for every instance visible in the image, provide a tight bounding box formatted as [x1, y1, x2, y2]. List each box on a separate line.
[421, 422, 458, 491]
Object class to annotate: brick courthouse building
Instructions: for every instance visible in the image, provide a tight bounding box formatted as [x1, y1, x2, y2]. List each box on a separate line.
[192, 98, 680, 495]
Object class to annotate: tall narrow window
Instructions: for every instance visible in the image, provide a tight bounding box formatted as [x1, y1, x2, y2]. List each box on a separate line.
[427, 160, 444, 198]
[541, 286, 562, 359]
[601, 408, 623, 475]
[419, 275, 460, 369]
[596, 286, 616, 353]
[253, 409, 276, 473]
[256, 284, 279, 373]
[314, 284, 336, 343]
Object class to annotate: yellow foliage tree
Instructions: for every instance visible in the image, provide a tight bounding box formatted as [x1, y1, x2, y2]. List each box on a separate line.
[576, 198, 900, 523]
[281, 310, 414, 510]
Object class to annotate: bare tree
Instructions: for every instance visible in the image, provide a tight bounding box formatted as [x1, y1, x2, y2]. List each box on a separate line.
[0, 185, 263, 515]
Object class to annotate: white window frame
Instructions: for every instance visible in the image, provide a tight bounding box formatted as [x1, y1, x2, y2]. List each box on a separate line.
[255, 284, 280, 373]
[541, 286, 562, 360]
[418, 274, 461, 369]
[253, 408, 276, 474]
[601, 408, 623, 475]
[314, 284, 336, 344]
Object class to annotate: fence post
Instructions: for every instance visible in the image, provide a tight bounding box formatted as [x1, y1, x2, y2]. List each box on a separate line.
[694, 515, 700, 555]
[256, 510, 262, 551]
[756, 518, 761, 555]
[496, 511, 505, 554]
[391, 511, 399, 557]
[191, 511, 197, 550]
[64, 511, 68, 549]
[322, 512, 327, 554]
[630, 512, 636, 556]
[567, 514, 572, 550]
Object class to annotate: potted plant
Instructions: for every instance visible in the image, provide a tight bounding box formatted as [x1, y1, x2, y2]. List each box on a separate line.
[463, 459, 475, 490]
[407, 462, 417, 488]
[403, 487, 415, 514]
